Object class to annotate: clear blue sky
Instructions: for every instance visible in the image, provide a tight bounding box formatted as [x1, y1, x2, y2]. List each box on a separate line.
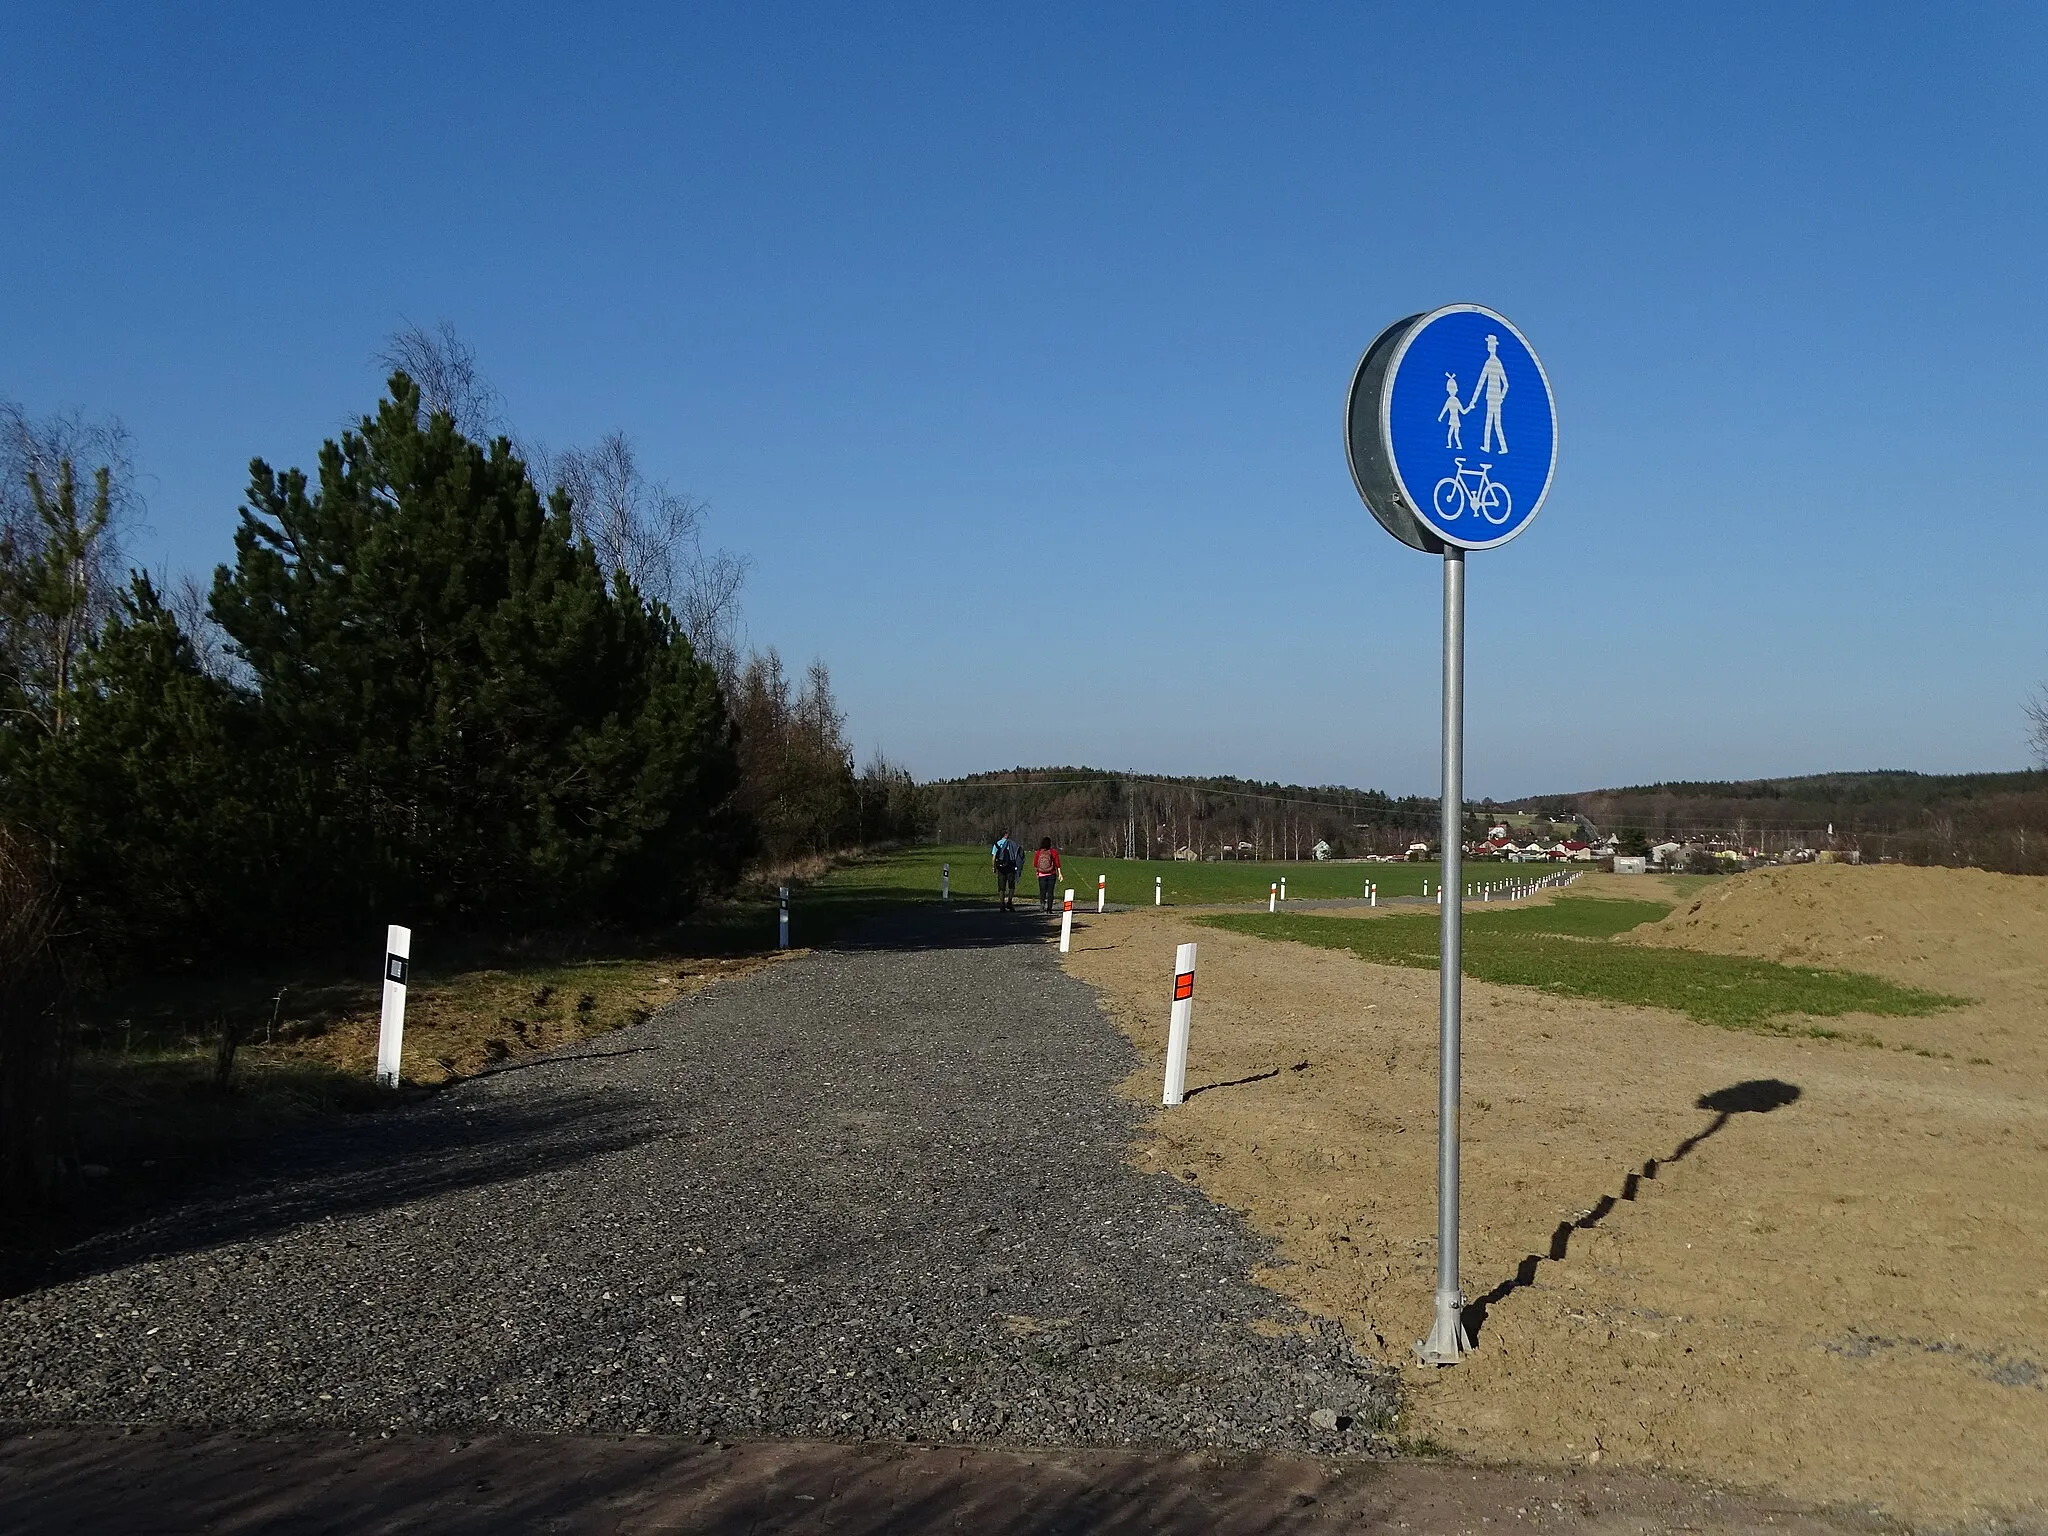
[4, 3, 2043, 798]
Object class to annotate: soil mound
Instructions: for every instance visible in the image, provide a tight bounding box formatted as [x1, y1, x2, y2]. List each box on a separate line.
[1629, 861, 2048, 1002]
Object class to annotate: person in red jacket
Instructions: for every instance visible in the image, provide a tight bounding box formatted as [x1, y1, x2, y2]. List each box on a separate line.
[1032, 838, 1062, 913]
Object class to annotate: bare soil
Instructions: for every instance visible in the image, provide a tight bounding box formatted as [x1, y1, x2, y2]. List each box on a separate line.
[1059, 865, 2048, 1527]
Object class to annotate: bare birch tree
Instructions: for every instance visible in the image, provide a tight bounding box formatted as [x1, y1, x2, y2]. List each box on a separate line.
[528, 431, 748, 681]
[159, 568, 240, 683]
[373, 320, 505, 440]
[375, 323, 749, 681]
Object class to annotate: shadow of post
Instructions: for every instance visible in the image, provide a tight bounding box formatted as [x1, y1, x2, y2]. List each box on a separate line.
[1463, 1079, 1801, 1342]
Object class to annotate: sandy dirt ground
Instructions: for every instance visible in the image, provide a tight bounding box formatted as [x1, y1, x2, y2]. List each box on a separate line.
[1060, 866, 2048, 1527]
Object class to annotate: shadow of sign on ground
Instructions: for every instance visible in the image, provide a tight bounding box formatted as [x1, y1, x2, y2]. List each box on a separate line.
[1465, 1079, 1803, 1341]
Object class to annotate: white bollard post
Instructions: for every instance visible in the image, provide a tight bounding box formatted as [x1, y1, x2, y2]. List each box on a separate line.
[1370, 882, 1378, 907]
[1280, 876, 1287, 902]
[1269, 882, 1278, 913]
[1162, 942, 1197, 1106]
[1098, 873, 1107, 913]
[1155, 875, 1162, 906]
[779, 885, 790, 948]
[1060, 889, 1074, 953]
[376, 925, 410, 1088]
[942, 863, 950, 901]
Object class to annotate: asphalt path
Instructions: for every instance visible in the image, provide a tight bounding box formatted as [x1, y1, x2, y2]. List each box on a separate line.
[0, 904, 1390, 1453]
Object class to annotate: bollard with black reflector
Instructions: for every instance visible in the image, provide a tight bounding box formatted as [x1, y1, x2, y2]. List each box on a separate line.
[376, 925, 410, 1088]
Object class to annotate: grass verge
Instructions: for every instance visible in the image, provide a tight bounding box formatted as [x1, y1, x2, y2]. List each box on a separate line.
[1200, 897, 1968, 1034]
[840, 843, 1491, 907]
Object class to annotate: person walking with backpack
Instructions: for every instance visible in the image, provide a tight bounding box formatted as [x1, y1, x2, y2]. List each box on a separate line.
[1032, 837, 1062, 913]
[991, 833, 1023, 912]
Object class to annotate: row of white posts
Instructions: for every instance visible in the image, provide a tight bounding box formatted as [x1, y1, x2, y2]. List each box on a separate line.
[377, 863, 1579, 1087]
[1157, 868, 1582, 1104]
[946, 870, 1430, 913]
[1431, 870, 1582, 904]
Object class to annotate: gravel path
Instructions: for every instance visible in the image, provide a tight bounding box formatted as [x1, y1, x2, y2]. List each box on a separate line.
[0, 907, 1393, 1452]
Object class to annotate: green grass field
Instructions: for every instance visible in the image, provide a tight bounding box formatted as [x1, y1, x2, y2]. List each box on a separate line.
[1200, 896, 1967, 1035]
[810, 843, 1495, 910]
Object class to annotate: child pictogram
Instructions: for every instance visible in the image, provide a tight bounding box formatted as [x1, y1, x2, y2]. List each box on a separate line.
[1438, 374, 1466, 448]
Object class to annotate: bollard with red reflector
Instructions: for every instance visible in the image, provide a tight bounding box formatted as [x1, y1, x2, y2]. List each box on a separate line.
[1162, 942, 1197, 1105]
[1097, 873, 1106, 913]
[1060, 888, 1074, 953]
[1269, 882, 1278, 913]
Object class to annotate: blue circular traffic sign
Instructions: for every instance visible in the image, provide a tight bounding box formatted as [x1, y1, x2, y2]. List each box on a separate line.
[1346, 305, 1556, 552]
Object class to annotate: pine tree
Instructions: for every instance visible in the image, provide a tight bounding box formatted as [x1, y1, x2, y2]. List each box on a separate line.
[209, 374, 742, 931]
[3, 577, 259, 966]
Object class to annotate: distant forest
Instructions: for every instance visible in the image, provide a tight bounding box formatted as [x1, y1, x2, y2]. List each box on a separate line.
[921, 766, 2048, 876]
[922, 768, 1440, 861]
[1503, 769, 2048, 876]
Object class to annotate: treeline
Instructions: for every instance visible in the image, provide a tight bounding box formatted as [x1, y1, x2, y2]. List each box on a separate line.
[1507, 769, 2048, 875]
[925, 767, 1438, 860]
[0, 361, 912, 1202]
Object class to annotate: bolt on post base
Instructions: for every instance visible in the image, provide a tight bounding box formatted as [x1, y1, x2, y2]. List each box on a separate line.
[1416, 1289, 1472, 1366]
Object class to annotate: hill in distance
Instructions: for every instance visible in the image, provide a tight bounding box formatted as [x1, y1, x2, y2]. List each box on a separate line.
[1499, 768, 2047, 873]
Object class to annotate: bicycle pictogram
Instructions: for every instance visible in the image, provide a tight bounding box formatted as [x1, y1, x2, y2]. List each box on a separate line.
[1432, 458, 1513, 525]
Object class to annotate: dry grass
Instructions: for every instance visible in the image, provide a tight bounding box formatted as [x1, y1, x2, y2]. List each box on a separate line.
[279, 951, 783, 1086]
[60, 942, 790, 1186]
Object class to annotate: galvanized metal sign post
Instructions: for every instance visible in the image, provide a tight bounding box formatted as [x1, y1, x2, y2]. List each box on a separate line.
[1345, 305, 1557, 1364]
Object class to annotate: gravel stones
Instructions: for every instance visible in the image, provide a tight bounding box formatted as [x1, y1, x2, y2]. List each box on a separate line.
[0, 906, 1393, 1452]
